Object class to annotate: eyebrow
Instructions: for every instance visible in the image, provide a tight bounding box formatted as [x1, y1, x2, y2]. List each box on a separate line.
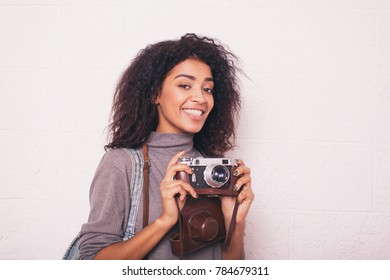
[174, 74, 214, 82]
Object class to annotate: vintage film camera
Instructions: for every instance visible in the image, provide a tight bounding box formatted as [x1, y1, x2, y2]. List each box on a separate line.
[170, 157, 240, 256]
[175, 157, 240, 196]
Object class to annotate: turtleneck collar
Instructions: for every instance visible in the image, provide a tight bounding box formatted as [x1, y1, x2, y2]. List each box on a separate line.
[147, 131, 196, 154]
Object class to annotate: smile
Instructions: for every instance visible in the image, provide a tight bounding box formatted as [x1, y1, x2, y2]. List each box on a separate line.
[182, 108, 204, 117]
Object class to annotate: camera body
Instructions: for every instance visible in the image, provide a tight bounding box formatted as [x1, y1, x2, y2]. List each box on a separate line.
[176, 157, 239, 197]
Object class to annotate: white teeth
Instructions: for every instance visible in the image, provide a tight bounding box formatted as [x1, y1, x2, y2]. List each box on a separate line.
[183, 109, 203, 116]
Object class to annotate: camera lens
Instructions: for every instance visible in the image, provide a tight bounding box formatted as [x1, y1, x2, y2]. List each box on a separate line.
[212, 166, 229, 183]
[204, 164, 230, 188]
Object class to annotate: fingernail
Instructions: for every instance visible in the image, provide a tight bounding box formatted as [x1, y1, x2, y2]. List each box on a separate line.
[233, 170, 239, 176]
[234, 185, 239, 191]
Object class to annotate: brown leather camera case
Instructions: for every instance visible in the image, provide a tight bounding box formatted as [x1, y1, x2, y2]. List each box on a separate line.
[170, 196, 226, 256]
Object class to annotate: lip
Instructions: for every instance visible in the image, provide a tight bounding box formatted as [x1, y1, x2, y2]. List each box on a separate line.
[182, 108, 206, 120]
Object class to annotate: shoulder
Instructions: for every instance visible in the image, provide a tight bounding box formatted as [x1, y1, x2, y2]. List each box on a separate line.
[98, 148, 141, 176]
[102, 148, 131, 162]
[89, 148, 138, 200]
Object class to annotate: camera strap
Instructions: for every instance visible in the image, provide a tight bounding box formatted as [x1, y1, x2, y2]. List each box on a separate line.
[176, 199, 185, 258]
[142, 141, 150, 229]
[221, 198, 239, 251]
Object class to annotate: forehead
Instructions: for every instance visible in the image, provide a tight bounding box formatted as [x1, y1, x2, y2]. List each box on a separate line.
[167, 59, 213, 78]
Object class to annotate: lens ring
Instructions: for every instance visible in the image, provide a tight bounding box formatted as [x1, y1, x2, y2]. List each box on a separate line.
[204, 164, 230, 188]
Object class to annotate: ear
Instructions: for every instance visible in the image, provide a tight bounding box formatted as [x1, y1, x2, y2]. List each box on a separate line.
[153, 92, 161, 105]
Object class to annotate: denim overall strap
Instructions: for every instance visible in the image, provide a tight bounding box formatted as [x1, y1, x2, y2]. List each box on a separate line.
[122, 148, 144, 240]
[62, 232, 81, 260]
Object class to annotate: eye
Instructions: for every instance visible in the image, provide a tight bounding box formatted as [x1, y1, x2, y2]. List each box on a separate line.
[203, 87, 214, 94]
[178, 84, 191, 89]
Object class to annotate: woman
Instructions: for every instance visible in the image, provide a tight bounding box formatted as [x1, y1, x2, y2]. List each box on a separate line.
[79, 34, 254, 260]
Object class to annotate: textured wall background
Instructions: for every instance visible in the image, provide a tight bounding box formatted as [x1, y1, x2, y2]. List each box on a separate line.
[1, 0, 390, 259]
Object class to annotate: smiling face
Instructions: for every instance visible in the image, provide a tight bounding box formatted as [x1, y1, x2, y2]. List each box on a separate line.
[155, 59, 214, 134]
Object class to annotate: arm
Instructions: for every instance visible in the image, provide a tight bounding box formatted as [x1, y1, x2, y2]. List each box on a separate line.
[92, 150, 197, 260]
[222, 220, 246, 260]
[94, 216, 174, 259]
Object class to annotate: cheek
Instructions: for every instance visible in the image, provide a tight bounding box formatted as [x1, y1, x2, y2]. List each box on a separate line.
[208, 95, 215, 111]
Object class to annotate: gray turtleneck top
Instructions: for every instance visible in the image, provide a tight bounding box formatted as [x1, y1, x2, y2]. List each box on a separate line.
[79, 132, 222, 260]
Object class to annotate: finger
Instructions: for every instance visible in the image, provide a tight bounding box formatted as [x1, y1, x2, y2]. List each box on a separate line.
[161, 180, 198, 199]
[161, 183, 188, 200]
[179, 181, 198, 199]
[233, 174, 251, 191]
[235, 159, 246, 167]
[164, 163, 193, 181]
[233, 166, 251, 177]
[177, 187, 188, 201]
[237, 185, 255, 204]
[167, 179, 198, 199]
[166, 150, 186, 171]
[176, 196, 186, 210]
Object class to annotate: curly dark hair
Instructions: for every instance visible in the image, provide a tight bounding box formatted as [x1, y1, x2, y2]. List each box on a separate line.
[105, 33, 242, 157]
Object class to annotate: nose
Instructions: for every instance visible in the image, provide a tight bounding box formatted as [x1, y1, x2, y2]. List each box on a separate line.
[191, 87, 207, 104]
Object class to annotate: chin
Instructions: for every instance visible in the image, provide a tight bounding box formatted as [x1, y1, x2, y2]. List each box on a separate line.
[182, 126, 204, 134]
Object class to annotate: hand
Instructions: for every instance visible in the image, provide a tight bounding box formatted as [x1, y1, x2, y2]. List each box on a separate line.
[221, 159, 254, 227]
[159, 151, 198, 226]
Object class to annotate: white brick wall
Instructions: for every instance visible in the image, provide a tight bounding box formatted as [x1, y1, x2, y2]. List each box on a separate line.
[1, 0, 389, 259]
